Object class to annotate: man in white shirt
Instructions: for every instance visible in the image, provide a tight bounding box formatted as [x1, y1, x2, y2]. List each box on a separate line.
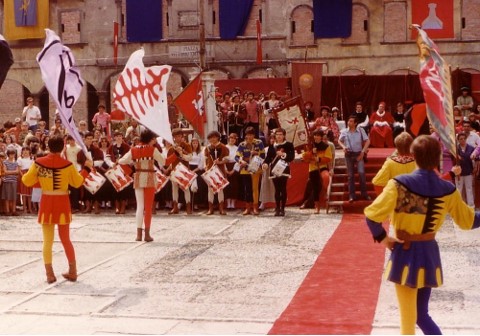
[22, 96, 42, 132]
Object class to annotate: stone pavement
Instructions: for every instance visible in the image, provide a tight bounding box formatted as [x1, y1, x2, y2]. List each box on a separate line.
[0, 209, 479, 335]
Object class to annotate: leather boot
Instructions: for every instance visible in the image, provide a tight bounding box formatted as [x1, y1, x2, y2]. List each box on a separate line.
[169, 202, 179, 214]
[45, 264, 57, 284]
[82, 200, 92, 213]
[206, 202, 214, 215]
[243, 203, 251, 215]
[93, 201, 100, 214]
[115, 200, 120, 214]
[136, 228, 143, 241]
[144, 228, 154, 242]
[314, 201, 320, 214]
[186, 202, 192, 214]
[119, 200, 126, 214]
[62, 262, 77, 282]
[252, 203, 260, 216]
[219, 202, 226, 215]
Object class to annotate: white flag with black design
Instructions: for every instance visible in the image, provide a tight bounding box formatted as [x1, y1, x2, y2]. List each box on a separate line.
[36, 29, 87, 154]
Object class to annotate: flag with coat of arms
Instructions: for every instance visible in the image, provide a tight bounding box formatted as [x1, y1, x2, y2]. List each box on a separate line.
[173, 73, 206, 138]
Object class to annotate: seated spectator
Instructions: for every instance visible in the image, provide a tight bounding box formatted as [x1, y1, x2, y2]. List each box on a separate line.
[312, 106, 340, 145]
[369, 102, 394, 148]
[392, 102, 406, 140]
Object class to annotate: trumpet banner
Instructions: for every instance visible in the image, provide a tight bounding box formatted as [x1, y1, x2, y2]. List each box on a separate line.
[273, 97, 310, 148]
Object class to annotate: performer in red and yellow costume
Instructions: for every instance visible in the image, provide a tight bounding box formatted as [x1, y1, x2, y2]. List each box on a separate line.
[118, 129, 165, 242]
[365, 135, 480, 335]
[22, 135, 91, 284]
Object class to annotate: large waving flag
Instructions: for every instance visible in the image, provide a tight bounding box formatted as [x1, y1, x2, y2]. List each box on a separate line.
[0, 34, 14, 90]
[36, 29, 87, 154]
[113, 49, 173, 144]
[413, 24, 456, 158]
[173, 73, 206, 138]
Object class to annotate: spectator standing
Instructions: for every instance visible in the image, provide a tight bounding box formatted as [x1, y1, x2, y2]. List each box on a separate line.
[457, 86, 474, 117]
[92, 104, 111, 135]
[224, 133, 239, 209]
[204, 131, 229, 215]
[456, 132, 475, 207]
[22, 96, 42, 132]
[2, 149, 21, 216]
[338, 115, 371, 202]
[244, 92, 261, 138]
[18, 147, 34, 213]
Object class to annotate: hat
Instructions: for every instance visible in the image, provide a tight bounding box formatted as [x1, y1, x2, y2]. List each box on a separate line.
[172, 128, 183, 136]
[332, 107, 339, 111]
[461, 86, 470, 92]
[15, 117, 21, 123]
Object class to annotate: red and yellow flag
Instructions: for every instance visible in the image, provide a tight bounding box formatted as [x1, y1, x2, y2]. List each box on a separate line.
[413, 24, 456, 158]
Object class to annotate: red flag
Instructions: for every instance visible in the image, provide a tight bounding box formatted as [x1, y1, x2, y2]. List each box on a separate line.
[256, 19, 262, 65]
[173, 73, 206, 138]
[113, 21, 119, 66]
[414, 24, 456, 158]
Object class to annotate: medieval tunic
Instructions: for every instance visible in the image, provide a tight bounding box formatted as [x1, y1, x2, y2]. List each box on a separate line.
[22, 153, 85, 225]
[365, 169, 480, 288]
[118, 144, 165, 188]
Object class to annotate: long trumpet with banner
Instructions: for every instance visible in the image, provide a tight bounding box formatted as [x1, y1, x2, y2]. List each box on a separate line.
[272, 96, 310, 149]
[170, 162, 197, 191]
[105, 165, 133, 192]
[202, 165, 229, 194]
[83, 170, 106, 195]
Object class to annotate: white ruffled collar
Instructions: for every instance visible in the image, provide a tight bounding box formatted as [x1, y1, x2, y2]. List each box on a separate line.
[376, 110, 385, 118]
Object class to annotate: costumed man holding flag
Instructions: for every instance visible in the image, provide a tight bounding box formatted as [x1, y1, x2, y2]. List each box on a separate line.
[35, 29, 92, 283]
[364, 25, 476, 335]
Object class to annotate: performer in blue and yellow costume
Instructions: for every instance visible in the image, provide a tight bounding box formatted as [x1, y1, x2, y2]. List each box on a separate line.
[22, 135, 91, 284]
[365, 135, 480, 335]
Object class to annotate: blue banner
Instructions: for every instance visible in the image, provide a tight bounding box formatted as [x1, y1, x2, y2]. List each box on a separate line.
[219, 0, 254, 40]
[14, 0, 38, 27]
[126, 0, 162, 42]
[313, 0, 352, 38]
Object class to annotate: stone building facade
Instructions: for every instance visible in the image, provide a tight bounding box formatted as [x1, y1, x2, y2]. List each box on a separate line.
[0, 0, 479, 128]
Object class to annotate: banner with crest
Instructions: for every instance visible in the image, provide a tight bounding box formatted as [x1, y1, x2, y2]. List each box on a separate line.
[272, 96, 310, 149]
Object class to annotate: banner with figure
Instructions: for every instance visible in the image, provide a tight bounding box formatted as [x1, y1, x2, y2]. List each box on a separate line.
[113, 49, 173, 144]
[413, 24, 456, 158]
[273, 96, 310, 149]
[0, 34, 14, 90]
[173, 73, 206, 138]
[36, 29, 87, 154]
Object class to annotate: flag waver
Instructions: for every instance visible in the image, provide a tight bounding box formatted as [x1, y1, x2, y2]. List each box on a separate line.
[413, 24, 456, 158]
[173, 73, 206, 138]
[113, 49, 173, 144]
[37, 29, 87, 154]
[0, 34, 14, 90]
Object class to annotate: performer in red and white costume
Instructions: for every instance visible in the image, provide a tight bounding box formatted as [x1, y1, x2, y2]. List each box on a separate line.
[117, 129, 165, 242]
[369, 102, 394, 148]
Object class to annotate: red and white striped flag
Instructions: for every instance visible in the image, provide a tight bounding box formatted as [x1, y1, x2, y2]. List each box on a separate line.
[113, 49, 173, 144]
[413, 24, 456, 158]
[36, 29, 87, 155]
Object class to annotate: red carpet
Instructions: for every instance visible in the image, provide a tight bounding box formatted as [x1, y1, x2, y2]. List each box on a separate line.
[268, 214, 386, 335]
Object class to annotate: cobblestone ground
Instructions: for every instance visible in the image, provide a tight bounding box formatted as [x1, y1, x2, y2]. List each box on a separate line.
[0, 209, 479, 335]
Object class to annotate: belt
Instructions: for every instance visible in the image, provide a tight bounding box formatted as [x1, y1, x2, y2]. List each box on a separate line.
[42, 190, 69, 196]
[396, 230, 436, 250]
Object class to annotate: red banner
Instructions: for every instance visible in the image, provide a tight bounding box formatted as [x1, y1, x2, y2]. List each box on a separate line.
[113, 21, 119, 66]
[411, 0, 453, 39]
[291, 62, 323, 109]
[256, 19, 262, 65]
[173, 73, 206, 138]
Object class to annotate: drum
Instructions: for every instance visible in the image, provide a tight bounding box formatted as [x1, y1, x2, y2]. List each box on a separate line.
[83, 170, 106, 195]
[271, 159, 288, 177]
[105, 165, 134, 192]
[201, 165, 229, 194]
[155, 168, 170, 193]
[247, 155, 264, 174]
[170, 162, 197, 191]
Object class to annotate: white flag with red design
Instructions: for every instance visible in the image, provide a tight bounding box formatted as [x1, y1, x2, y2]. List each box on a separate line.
[273, 97, 309, 148]
[113, 49, 173, 144]
[173, 73, 206, 138]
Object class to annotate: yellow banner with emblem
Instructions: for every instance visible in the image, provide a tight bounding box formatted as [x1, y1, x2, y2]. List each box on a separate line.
[4, 0, 49, 40]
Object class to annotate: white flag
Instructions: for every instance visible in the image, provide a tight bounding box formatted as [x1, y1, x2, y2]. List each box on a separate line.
[113, 49, 173, 144]
[36, 29, 87, 154]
